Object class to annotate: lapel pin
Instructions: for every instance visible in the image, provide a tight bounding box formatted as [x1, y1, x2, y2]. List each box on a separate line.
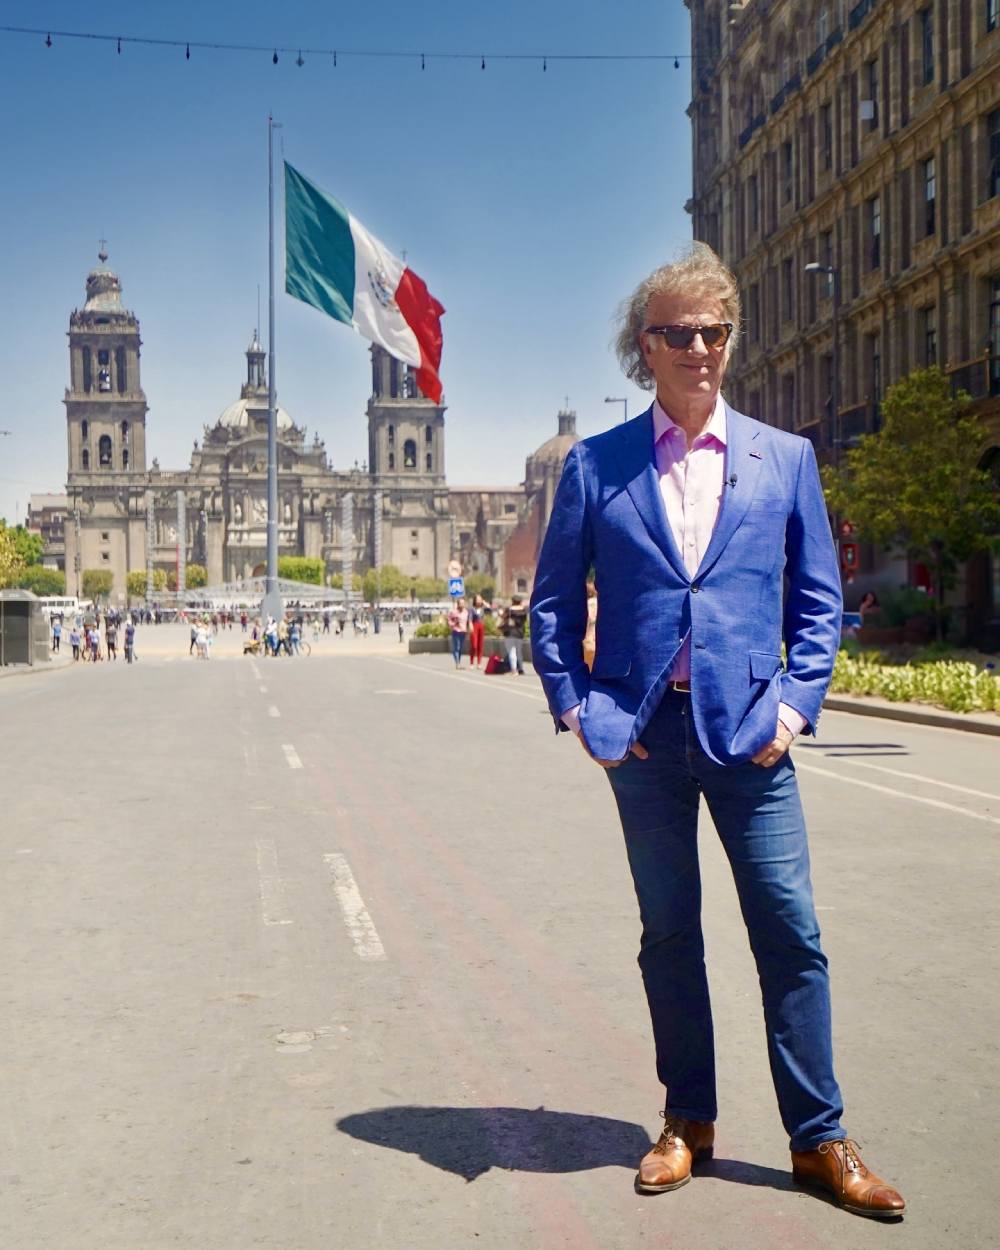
[749, 450, 763, 459]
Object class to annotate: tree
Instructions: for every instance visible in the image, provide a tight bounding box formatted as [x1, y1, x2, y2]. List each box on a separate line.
[823, 367, 1000, 640]
[16, 566, 65, 595]
[82, 569, 114, 601]
[0, 525, 25, 589]
[186, 563, 208, 588]
[413, 576, 448, 600]
[278, 556, 324, 584]
[464, 571, 496, 602]
[3, 524, 44, 567]
[125, 568, 166, 600]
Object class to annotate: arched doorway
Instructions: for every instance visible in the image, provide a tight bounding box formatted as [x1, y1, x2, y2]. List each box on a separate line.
[251, 562, 266, 578]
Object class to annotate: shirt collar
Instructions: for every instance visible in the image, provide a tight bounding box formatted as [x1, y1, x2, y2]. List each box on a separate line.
[652, 393, 728, 448]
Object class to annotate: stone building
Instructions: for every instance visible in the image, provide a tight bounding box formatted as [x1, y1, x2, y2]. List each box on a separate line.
[686, 0, 1000, 635]
[26, 494, 69, 570]
[60, 252, 579, 603]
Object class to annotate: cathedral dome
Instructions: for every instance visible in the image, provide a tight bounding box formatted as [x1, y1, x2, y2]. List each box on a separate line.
[83, 247, 126, 314]
[217, 397, 294, 432]
[528, 408, 579, 467]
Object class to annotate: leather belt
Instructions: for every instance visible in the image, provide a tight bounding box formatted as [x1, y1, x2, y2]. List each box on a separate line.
[669, 680, 692, 693]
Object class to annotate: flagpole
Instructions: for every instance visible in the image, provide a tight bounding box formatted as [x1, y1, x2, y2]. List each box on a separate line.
[263, 114, 283, 626]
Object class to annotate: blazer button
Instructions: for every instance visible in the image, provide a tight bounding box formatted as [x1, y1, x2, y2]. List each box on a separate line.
[691, 584, 700, 593]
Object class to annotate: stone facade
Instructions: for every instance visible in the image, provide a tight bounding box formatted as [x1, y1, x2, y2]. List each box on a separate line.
[687, 0, 1000, 631]
[60, 254, 580, 603]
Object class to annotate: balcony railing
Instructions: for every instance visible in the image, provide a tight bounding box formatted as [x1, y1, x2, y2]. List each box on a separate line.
[806, 28, 843, 77]
[737, 112, 766, 149]
[945, 349, 997, 401]
[769, 72, 803, 117]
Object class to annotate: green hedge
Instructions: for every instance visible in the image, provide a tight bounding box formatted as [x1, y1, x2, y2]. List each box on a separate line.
[831, 652, 999, 714]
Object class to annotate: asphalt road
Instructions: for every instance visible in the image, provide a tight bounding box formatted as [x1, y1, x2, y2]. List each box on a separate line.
[2, 631, 998, 1249]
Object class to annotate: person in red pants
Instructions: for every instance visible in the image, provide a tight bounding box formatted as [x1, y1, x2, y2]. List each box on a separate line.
[468, 594, 486, 669]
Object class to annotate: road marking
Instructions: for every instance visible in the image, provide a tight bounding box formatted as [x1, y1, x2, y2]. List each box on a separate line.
[796, 760, 1000, 826]
[255, 839, 293, 926]
[377, 656, 545, 702]
[818, 756, 1000, 804]
[282, 744, 303, 770]
[374, 688, 415, 695]
[249, 660, 261, 680]
[323, 853, 387, 961]
[268, 705, 281, 718]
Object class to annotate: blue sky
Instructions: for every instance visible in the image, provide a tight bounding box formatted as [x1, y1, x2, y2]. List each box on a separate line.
[0, 1, 694, 525]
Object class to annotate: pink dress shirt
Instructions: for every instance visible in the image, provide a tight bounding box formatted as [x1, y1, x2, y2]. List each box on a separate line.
[562, 396, 806, 745]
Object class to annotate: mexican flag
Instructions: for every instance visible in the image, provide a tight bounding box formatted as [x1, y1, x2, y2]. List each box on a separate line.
[284, 162, 445, 403]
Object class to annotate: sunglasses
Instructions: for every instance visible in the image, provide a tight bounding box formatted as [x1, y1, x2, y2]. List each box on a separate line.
[643, 322, 733, 349]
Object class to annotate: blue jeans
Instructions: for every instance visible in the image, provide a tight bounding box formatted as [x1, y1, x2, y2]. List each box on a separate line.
[450, 630, 465, 665]
[606, 690, 844, 1151]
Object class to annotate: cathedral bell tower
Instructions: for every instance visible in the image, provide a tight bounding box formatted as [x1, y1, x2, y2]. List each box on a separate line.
[63, 247, 150, 598]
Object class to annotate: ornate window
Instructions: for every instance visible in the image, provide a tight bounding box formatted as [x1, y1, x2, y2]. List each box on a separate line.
[425, 424, 433, 444]
[122, 448, 130, 470]
[116, 346, 127, 394]
[388, 452, 395, 470]
[426, 452, 433, 471]
[82, 346, 92, 392]
[81, 419, 88, 440]
[98, 348, 111, 392]
[388, 424, 395, 445]
[82, 448, 90, 469]
[403, 439, 417, 469]
[923, 157, 936, 234]
[121, 420, 129, 441]
[99, 434, 112, 467]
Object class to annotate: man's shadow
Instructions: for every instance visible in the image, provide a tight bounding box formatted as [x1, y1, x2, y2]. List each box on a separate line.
[336, 1105, 793, 1191]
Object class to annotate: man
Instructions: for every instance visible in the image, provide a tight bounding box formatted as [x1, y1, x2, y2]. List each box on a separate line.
[530, 245, 904, 1219]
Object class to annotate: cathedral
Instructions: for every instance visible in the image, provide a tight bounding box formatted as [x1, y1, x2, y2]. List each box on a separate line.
[60, 252, 577, 601]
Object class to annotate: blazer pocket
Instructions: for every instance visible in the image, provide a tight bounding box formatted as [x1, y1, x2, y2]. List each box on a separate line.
[592, 651, 632, 679]
[749, 650, 783, 682]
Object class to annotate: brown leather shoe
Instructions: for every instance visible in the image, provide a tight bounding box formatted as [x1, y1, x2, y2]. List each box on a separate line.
[635, 1114, 715, 1193]
[791, 1139, 905, 1219]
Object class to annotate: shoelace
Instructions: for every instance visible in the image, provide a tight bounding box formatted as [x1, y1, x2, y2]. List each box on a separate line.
[653, 1111, 689, 1153]
[818, 1138, 869, 1187]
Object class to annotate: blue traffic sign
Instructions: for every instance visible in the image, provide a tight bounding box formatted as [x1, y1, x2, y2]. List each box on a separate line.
[448, 577, 465, 597]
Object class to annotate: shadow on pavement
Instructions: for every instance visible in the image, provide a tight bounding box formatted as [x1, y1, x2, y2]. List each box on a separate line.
[336, 1105, 653, 1181]
[698, 1157, 795, 1193]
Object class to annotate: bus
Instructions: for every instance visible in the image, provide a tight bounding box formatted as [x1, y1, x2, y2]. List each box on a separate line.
[37, 596, 91, 622]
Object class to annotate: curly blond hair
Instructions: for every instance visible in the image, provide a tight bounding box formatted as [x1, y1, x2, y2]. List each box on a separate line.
[614, 243, 742, 391]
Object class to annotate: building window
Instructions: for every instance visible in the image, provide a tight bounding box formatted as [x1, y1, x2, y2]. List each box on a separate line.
[818, 5, 830, 43]
[410, 529, 419, 540]
[781, 257, 794, 321]
[923, 156, 936, 233]
[504, 503, 516, 515]
[403, 439, 417, 469]
[989, 0, 999, 33]
[920, 306, 938, 364]
[820, 103, 832, 170]
[748, 174, 759, 234]
[920, 7, 935, 87]
[989, 109, 1000, 199]
[516, 578, 528, 594]
[82, 346, 92, 393]
[82, 449, 90, 469]
[426, 452, 433, 471]
[865, 58, 879, 130]
[410, 548, 419, 559]
[870, 334, 883, 404]
[100, 531, 110, 542]
[101, 552, 110, 563]
[388, 424, 395, 445]
[98, 348, 111, 393]
[989, 276, 1000, 394]
[81, 419, 88, 440]
[121, 420, 129, 441]
[388, 452, 395, 470]
[425, 424, 433, 444]
[782, 372, 796, 431]
[781, 141, 793, 204]
[99, 435, 112, 467]
[115, 346, 127, 394]
[749, 282, 760, 341]
[868, 195, 881, 268]
[122, 449, 129, 470]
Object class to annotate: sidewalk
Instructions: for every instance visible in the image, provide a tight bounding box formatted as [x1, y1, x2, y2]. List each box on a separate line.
[823, 691, 1000, 736]
[0, 652, 74, 681]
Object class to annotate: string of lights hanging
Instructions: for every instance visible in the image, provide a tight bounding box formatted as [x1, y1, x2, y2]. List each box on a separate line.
[1, 24, 692, 71]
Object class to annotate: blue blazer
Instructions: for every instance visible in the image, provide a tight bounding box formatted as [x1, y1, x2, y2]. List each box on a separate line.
[529, 402, 842, 766]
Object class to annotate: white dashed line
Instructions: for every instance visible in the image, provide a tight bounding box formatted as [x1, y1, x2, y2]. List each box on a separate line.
[323, 853, 387, 961]
[255, 839, 293, 926]
[815, 755, 1000, 804]
[268, 705, 281, 718]
[282, 744, 303, 770]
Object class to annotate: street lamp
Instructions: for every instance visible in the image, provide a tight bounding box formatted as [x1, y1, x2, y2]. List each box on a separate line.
[804, 261, 841, 464]
[604, 396, 628, 425]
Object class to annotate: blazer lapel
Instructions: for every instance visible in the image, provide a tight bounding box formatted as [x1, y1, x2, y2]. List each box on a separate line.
[695, 403, 765, 579]
[615, 407, 688, 581]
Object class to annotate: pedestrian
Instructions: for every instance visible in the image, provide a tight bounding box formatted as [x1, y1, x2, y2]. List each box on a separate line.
[89, 624, 101, 662]
[51, 617, 62, 653]
[323, 610, 331, 634]
[447, 596, 469, 669]
[397, 617, 405, 644]
[124, 619, 135, 664]
[467, 594, 486, 669]
[530, 244, 904, 1218]
[277, 617, 290, 656]
[501, 597, 527, 675]
[290, 619, 301, 655]
[189, 622, 198, 656]
[69, 625, 81, 661]
[106, 620, 118, 661]
[241, 610, 248, 633]
[195, 622, 209, 659]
